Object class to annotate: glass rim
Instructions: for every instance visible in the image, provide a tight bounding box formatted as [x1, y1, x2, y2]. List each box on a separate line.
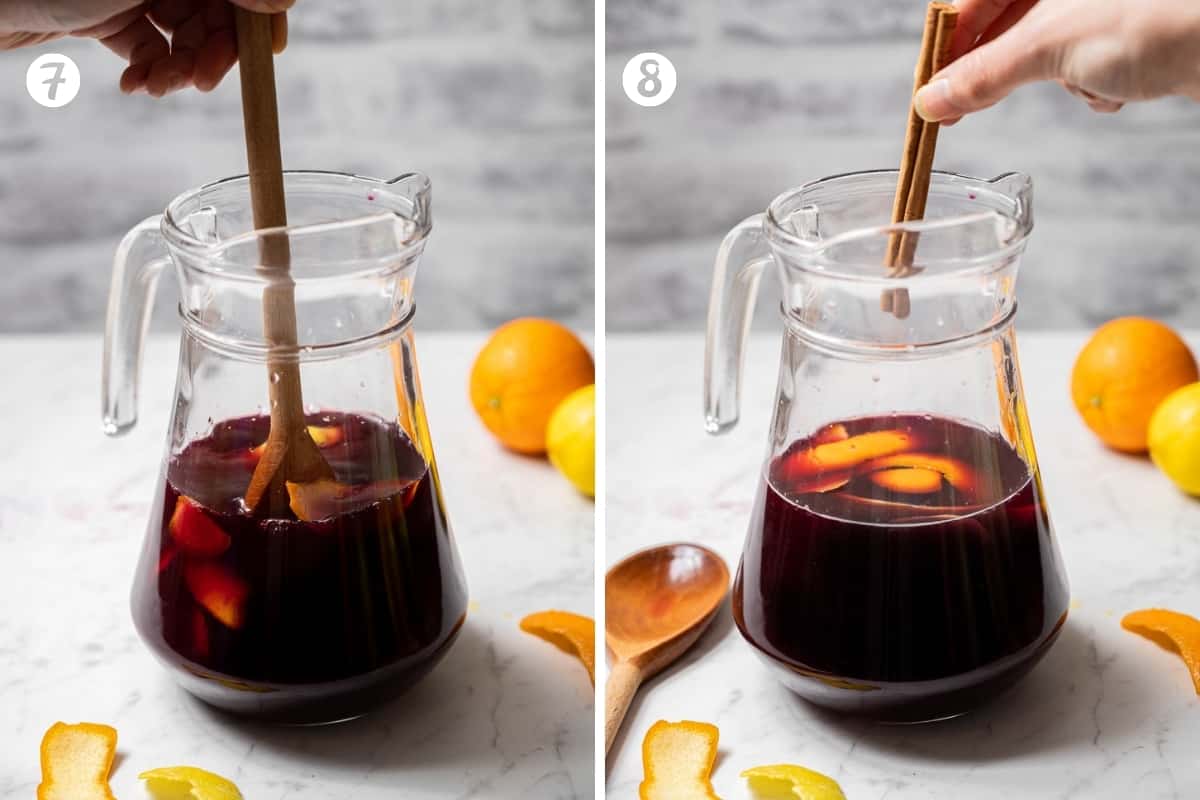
[160, 170, 432, 282]
[763, 169, 1034, 283]
[780, 300, 1020, 360]
[179, 301, 418, 363]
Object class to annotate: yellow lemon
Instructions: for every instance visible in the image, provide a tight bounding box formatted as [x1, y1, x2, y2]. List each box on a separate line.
[546, 384, 594, 498]
[741, 763, 847, 799]
[139, 766, 243, 800]
[1148, 382, 1200, 495]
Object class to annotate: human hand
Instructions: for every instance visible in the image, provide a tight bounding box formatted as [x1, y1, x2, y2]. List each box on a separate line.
[0, 0, 293, 96]
[914, 0, 1200, 122]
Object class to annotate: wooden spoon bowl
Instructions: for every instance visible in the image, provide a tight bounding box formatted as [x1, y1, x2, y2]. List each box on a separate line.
[605, 542, 730, 757]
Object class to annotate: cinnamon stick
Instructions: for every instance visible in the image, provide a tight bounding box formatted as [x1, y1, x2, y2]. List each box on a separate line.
[883, 2, 958, 318]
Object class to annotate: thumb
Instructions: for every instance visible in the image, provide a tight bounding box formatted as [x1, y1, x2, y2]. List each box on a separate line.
[914, 25, 1059, 121]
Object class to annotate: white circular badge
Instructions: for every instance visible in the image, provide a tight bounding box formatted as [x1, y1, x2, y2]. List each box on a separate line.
[622, 52, 677, 108]
[26, 53, 80, 108]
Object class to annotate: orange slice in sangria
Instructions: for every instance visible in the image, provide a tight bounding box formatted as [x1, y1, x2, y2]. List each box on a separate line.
[286, 478, 416, 522]
[184, 562, 249, 630]
[812, 423, 850, 445]
[869, 467, 944, 494]
[249, 425, 346, 461]
[169, 496, 231, 557]
[779, 429, 920, 492]
[859, 452, 978, 495]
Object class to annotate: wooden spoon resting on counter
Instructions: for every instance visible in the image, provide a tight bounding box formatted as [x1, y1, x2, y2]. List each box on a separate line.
[234, 8, 333, 516]
[605, 543, 730, 757]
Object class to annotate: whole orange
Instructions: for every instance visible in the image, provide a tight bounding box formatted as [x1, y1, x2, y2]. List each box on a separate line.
[469, 318, 593, 454]
[1071, 317, 1198, 453]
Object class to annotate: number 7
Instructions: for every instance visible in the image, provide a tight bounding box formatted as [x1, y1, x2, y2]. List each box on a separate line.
[40, 61, 67, 101]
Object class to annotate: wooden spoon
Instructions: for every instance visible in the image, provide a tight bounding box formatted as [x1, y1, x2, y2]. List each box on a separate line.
[605, 543, 730, 757]
[233, 8, 332, 515]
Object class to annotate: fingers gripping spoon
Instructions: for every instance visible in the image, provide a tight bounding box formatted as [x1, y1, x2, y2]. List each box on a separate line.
[234, 8, 333, 515]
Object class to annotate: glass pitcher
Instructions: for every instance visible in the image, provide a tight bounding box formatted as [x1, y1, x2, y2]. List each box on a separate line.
[706, 169, 1069, 722]
[103, 171, 468, 723]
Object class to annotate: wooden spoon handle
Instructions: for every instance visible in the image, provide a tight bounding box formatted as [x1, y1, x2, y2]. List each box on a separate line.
[234, 8, 286, 231]
[235, 7, 325, 513]
[604, 660, 643, 756]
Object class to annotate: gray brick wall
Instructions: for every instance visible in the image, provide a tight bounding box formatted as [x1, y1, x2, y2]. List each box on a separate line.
[606, 0, 1200, 331]
[0, 0, 594, 332]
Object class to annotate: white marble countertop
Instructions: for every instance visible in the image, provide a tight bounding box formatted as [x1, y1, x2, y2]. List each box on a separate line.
[0, 333, 594, 799]
[606, 331, 1200, 800]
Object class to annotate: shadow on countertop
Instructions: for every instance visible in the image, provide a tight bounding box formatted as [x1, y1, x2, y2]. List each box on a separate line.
[179, 618, 592, 772]
[798, 619, 1154, 764]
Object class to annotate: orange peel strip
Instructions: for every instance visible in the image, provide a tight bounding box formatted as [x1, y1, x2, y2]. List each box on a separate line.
[140, 766, 243, 800]
[520, 610, 595, 684]
[286, 478, 416, 522]
[639, 720, 720, 800]
[250, 424, 344, 458]
[859, 452, 977, 494]
[1122, 608, 1200, 693]
[285, 478, 347, 522]
[184, 562, 249, 630]
[305, 425, 344, 448]
[789, 471, 852, 495]
[37, 722, 118, 800]
[869, 467, 944, 494]
[785, 430, 918, 477]
[812, 423, 850, 445]
[742, 763, 846, 799]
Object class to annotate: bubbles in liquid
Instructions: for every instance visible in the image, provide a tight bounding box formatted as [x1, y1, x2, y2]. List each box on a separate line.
[271, 372, 281, 384]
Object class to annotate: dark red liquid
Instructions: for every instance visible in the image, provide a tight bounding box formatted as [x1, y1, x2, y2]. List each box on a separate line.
[733, 414, 1068, 721]
[131, 412, 468, 723]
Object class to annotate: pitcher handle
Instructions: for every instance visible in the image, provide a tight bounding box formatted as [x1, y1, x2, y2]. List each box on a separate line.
[704, 212, 771, 435]
[102, 215, 169, 436]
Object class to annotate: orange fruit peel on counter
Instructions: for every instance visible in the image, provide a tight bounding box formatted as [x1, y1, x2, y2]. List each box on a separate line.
[639, 720, 721, 800]
[140, 766, 243, 800]
[1122, 608, 1200, 693]
[741, 764, 847, 799]
[37, 722, 118, 800]
[520, 610, 596, 684]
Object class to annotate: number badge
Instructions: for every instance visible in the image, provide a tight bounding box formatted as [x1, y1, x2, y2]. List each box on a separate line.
[26, 53, 81, 108]
[622, 52, 677, 108]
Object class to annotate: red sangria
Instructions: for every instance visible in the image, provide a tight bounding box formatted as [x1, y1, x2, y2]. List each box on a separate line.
[733, 414, 1069, 721]
[131, 411, 468, 723]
